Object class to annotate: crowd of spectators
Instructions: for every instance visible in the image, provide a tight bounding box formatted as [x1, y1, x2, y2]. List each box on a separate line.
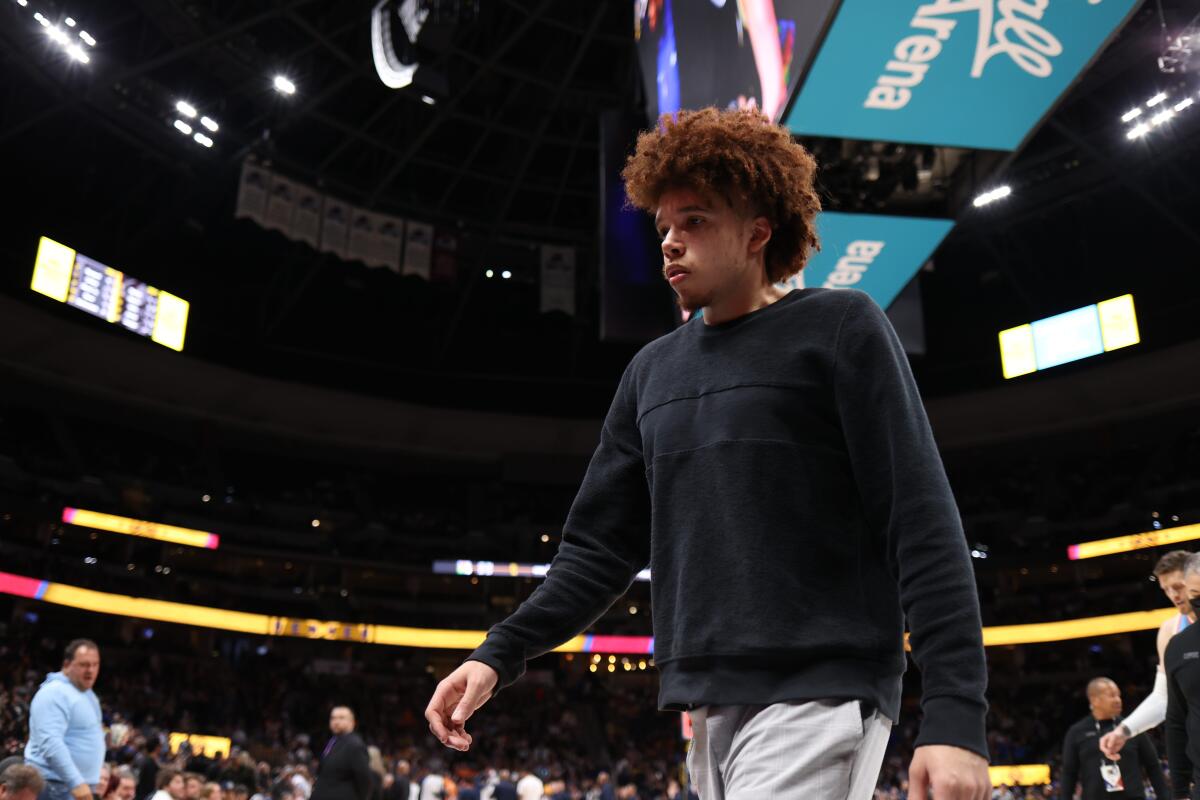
[0, 622, 1180, 800]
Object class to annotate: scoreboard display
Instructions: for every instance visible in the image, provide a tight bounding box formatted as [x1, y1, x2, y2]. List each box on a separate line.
[31, 236, 189, 351]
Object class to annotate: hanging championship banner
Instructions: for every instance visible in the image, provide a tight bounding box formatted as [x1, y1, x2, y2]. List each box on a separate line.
[347, 207, 376, 265]
[234, 159, 270, 226]
[370, 214, 404, 272]
[402, 221, 433, 279]
[318, 197, 350, 260]
[289, 185, 323, 249]
[432, 228, 459, 282]
[263, 175, 298, 234]
[540, 244, 576, 316]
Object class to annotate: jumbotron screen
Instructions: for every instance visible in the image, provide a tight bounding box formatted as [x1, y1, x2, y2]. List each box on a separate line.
[30, 236, 189, 351]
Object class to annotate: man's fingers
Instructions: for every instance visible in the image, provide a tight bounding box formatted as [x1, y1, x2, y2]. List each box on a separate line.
[907, 764, 928, 800]
[424, 680, 460, 744]
[451, 678, 486, 725]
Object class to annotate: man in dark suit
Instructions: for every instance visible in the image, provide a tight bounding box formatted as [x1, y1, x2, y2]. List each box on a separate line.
[310, 707, 369, 800]
[1060, 677, 1169, 799]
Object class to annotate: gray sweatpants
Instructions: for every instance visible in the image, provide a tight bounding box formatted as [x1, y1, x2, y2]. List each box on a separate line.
[685, 699, 893, 800]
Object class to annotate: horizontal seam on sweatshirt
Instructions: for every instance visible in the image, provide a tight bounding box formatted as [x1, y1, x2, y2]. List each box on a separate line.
[636, 381, 811, 425]
[647, 437, 849, 467]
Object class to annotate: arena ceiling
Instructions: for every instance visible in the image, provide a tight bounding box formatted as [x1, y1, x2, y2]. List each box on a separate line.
[1, 0, 1198, 417]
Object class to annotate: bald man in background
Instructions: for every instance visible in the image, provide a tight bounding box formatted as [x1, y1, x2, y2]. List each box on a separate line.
[310, 708, 369, 800]
[1060, 677, 1168, 800]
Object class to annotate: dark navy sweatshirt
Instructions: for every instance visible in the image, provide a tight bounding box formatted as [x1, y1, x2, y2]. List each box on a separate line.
[467, 287, 989, 757]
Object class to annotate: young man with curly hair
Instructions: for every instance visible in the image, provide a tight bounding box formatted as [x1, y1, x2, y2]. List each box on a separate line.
[426, 108, 990, 800]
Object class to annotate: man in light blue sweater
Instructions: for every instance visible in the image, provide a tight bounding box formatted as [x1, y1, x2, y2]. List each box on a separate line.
[25, 640, 105, 800]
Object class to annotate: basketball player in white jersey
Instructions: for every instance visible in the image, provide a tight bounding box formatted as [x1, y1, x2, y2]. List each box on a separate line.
[1100, 550, 1194, 759]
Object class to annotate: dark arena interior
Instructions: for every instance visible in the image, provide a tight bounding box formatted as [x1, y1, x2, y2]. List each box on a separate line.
[2, 1, 1200, 799]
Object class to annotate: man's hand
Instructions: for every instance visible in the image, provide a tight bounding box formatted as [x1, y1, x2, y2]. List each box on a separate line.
[908, 744, 990, 800]
[71, 784, 93, 800]
[1099, 727, 1129, 760]
[424, 660, 498, 752]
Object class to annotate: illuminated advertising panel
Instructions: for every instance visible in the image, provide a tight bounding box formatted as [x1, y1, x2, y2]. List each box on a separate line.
[785, 0, 1139, 149]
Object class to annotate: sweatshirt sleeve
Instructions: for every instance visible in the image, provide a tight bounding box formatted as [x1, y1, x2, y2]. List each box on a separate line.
[1058, 727, 1078, 800]
[467, 360, 651, 690]
[1167, 658, 1192, 798]
[833, 290, 988, 758]
[28, 685, 87, 787]
[1137, 730, 1170, 800]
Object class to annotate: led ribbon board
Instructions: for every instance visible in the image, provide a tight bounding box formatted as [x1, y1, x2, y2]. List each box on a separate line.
[168, 733, 232, 759]
[0, 571, 1177, 651]
[31, 236, 189, 351]
[784, 0, 1139, 150]
[62, 507, 219, 549]
[1068, 523, 1200, 561]
[988, 765, 1050, 788]
[999, 294, 1139, 379]
[779, 212, 954, 310]
[434, 559, 651, 583]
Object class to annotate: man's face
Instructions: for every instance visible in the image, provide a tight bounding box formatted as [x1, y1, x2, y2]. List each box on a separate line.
[329, 708, 354, 735]
[654, 187, 769, 314]
[168, 777, 186, 800]
[1091, 681, 1123, 719]
[117, 778, 137, 800]
[1184, 571, 1200, 618]
[63, 646, 100, 692]
[1161, 570, 1189, 614]
[185, 778, 202, 799]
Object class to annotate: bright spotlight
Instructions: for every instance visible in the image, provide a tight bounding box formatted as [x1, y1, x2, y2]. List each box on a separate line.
[1120, 108, 1142, 122]
[66, 44, 89, 63]
[1126, 123, 1150, 139]
[173, 120, 193, 135]
[421, 95, 436, 105]
[176, 101, 198, 118]
[972, 185, 1012, 208]
[64, 17, 76, 27]
[273, 75, 297, 95]
[501, 270, 512, 279]
[200, 116, 218, 132]
[1147, 92, 1168, 107]
[79, 31, 96, 46]
[1174, 98, 1194, 112]
[193, 133, 214, 148]
[1149, 109, 1174, 127]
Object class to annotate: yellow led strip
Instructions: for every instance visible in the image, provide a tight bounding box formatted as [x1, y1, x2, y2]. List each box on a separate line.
[3, 572, 1177, 651]
[1068, 523, 1200, 561]
[981, 608, 1175, 647]
[62, 507, 220, 549]
[34, 578, 588, 651]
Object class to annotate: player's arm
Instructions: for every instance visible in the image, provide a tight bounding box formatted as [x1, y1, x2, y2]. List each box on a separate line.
[1103, 618, 1174, 760]
[464, 359, 650, 689]
[835, 291, 988, 758]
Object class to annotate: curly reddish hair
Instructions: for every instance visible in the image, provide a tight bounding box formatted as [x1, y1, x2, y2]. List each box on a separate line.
[621, 107, 821, 284]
